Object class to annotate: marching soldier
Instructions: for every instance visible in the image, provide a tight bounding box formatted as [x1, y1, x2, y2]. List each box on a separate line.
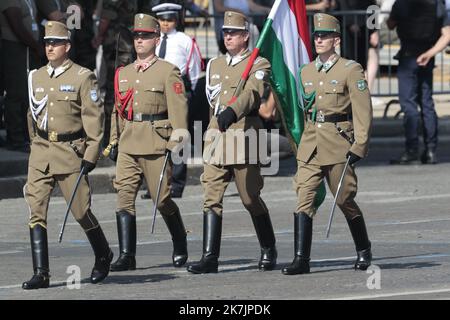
[140, 2, 203, 199]
[187, 11, 277, 274]
[107, 13, 189, 271]
[23, 21, 112, 289]
[282, 13, 373, 275]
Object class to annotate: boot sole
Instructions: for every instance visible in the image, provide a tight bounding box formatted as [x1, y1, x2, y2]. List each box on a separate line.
[186, 267, 218, 274]
[282, 270, 310, 275]
[258, 263, 276, 271]
[110, 265, 136, 272]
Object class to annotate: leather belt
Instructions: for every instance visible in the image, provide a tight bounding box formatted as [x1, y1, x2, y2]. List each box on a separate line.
[37, 129, 84, 142]
[308, 112, 352, 123]
[132, 112, 168, 122]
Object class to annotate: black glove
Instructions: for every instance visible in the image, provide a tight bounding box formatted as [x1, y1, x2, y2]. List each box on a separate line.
[346, 151, 362, 165]
[217, 107, 237, 132]
[109, 144, 118, 162]
[81, 160, 96, 174]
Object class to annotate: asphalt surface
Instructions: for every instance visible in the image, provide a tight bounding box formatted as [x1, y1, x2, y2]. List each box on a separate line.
[1, 148, 450, 301]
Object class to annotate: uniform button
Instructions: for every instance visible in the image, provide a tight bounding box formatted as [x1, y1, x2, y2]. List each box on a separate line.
[50, 117, 54, 121]
[65, 96, 69, 100]
[318, 96, 322, 99]
[135, 90, 138, 94]
[319, 81, 323, 86]
[50, 88, 54, 91]
[333, 89, 336, 92]
[317, 124, 322, 128]
[50, 102, 54, 106]
[152, 88, 155, 91]
[135, 102, 138, 105]
[136, 80, 140, 83]
[225, 76, 229, 79]
[224, 90, 228, 94]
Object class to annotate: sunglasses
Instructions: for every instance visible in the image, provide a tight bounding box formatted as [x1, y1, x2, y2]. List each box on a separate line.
[44, 39, 68, 46]
[222, 29, 245, 36]
[314, 32, 338, 39]
[133, 32, 158, 40]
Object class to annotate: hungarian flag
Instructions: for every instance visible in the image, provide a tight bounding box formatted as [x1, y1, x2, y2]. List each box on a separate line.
[257, 0, 326, 208]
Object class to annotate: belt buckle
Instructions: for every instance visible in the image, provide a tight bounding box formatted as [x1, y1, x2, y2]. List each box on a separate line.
[133, 113, 142, 122]
[316, 110, 325, 123]
[49, 131, 58, 142]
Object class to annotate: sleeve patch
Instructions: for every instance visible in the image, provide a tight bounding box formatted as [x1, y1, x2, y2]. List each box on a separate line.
[173, 82, 183, 94]
[90, 89, 99, 102]
[357, 79, 367, 91]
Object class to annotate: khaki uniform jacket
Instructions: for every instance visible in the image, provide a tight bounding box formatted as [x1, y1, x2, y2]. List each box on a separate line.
[110, 57, 189, 155]
[204, 49, 271, 165]
[27, 59, 104, 174]
[297, 56, 372, 165]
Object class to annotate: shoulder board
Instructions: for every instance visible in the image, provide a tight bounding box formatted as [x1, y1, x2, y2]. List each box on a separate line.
[78, 67, 90, 75]
[254, 56, 264, 65]
[345, 60, 356, 68]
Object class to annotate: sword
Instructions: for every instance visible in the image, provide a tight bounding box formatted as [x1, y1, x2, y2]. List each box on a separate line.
[58, 168, 86, 242]
[151, 151, 171, 234]
[325, 156, 351, 238]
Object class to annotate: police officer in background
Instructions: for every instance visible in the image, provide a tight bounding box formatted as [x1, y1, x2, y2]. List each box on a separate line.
[141, 2, 202, 199]
[107, 14, 189, 271]
[187, 11, 277, 274]
[23, 21, 112, 289]
[282, 13, 373, 275]
[388, 0, 449, 164]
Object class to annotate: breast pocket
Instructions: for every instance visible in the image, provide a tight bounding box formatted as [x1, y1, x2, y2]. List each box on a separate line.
[144, 85, 165, 113]
[55, 92, 79, 115]
[118, 82, 130, 94]
[324, 83, 344, 106]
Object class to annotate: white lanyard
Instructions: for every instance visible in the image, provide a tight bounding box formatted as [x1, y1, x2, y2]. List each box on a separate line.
[23, 0, 39, 32]
[23, 0, 35, 20]
[54, 0, 62, 11]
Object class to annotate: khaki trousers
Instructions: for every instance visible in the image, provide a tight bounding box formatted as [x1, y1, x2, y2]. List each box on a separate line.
[294, 157, 362, 219]
[114, 152, 178, 216]
[201, 163, 268, 216]
[24, 166, 98, 230]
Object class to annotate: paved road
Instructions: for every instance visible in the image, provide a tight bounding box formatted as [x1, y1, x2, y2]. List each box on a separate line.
[1, 154, 450, 300]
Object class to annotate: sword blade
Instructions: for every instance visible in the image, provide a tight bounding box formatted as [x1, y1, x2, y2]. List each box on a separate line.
[325, 156, 351, 238]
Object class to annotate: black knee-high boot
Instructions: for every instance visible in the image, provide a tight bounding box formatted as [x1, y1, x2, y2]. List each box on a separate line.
[110, 210, 136, 272]
[347, 215, 372, 270]
[162, 209, 188, 267]
[86, 226, 113, 283]
[187, 209, 222, 274]
[250, 214, 277, 271]
[282, 212, 312, 275]
[22, 225, 50, 289]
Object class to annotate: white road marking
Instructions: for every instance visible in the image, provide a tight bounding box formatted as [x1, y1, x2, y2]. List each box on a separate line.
[328, 287, 450, 300]
[360, 193, 450, 204]
[61, 209, 245, 226]
[0, 250, 23, 255]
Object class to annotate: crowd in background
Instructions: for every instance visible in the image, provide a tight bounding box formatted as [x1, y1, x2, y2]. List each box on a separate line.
[0, 0, 448, 165]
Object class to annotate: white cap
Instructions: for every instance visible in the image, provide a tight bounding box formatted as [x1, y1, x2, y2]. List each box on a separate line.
[152, 3, 182, 19]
